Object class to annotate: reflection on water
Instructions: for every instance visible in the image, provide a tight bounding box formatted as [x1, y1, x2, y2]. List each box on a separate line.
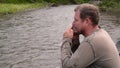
[0, 5, 120, 68]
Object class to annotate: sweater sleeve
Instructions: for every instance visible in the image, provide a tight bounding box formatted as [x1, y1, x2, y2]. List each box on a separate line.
[61, 38, 95, 68]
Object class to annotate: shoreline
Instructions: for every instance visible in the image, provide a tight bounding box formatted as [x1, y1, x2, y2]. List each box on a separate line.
[0, 3, 48, 17]
[0, 3, 120, 20]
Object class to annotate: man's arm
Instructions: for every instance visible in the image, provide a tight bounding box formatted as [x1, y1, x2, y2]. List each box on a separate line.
[61, 28, 95, 68]
[63, 27, 80, 53]
[61, 39, 95, 68]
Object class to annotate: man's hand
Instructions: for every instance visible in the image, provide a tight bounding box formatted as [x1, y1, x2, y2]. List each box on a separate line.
[63, 28, 73, 39]
[63, 27, 80, 53]
[63, 27, 79, 39]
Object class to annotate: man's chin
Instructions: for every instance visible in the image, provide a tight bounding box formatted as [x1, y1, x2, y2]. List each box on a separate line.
[71, 27, 80, 35]
[73, 31, 80, 35]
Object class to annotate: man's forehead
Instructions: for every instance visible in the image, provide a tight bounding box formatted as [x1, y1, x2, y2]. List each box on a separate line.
[74, 11, 80, 19]
[75, 10, 80, 14]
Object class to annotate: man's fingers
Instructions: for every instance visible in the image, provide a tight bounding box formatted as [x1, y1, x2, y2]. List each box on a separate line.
[64, 28, 73, 38]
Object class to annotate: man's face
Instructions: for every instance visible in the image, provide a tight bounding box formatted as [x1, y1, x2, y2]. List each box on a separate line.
[72, 10, 86, 34]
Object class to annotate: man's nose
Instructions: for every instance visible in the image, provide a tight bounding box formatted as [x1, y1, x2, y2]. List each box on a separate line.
[72, 21, 75, 25]
[71, 21, 75, 29]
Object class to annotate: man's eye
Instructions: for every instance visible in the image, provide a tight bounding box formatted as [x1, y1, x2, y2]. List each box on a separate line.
[75, 19, 78, 21]
[74, 18, 78, 22]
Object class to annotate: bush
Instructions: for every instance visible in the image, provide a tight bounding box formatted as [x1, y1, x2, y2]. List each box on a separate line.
[44, 0, 74, 5]
[0, 0, 90, 4]
[98, 0, 119, 8]
[0, 0, 44, 3]
[74, 0, 90, 4]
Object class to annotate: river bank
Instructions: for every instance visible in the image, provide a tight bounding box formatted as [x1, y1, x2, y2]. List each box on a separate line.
[0, 2, 48, 17]
[101, 9, 120, 25]
[0, 0, 120, 17]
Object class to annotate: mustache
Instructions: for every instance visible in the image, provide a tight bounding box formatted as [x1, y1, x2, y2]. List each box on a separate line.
[71, 26, 80, 35]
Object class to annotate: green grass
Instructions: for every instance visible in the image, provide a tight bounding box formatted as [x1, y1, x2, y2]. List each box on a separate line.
[115, 3, 120, 9]
[0, 3, 47, 15]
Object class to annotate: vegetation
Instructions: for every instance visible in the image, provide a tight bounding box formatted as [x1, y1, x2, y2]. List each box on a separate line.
[0, 0, 44, 3]
[97, 0, 120, 17]
[0, 3, 46, 15]
[0, 0, 91, 15]
[0, 0, 119, 15]
[44, 0, 90, 4]
[98, 0, 120, 10]
[0, 0, 46, 15]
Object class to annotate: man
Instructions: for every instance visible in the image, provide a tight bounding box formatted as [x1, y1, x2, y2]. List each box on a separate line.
[61, 3, 120, 68]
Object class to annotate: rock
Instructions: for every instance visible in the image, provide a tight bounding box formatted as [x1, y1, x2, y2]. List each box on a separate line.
[116, 41, 120, 46]
[116, 38, 120, 52]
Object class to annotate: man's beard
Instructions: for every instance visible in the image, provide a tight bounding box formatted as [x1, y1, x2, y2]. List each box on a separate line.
[73, 31, 80, 35]
[71, 26, 81, 35]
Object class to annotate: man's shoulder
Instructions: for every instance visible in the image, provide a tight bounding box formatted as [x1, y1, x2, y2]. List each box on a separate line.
[84, 29, 109, 43]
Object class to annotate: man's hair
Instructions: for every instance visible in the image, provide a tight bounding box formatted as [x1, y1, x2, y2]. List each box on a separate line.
[74, 3, 100, 26]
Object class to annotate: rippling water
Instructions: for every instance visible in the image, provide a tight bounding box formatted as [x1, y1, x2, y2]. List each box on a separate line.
[0, 5, 120, 68]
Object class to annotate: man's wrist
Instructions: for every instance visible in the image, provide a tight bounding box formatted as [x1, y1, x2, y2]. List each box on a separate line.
[63, 37, 72, 44]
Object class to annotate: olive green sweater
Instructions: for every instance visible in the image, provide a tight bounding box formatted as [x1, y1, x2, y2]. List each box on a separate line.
[61, 29, 120, 68]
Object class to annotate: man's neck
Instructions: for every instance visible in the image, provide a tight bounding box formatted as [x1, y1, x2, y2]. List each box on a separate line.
[84, 25, 100, 37]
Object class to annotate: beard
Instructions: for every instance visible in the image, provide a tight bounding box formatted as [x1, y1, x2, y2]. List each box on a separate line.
[74, 31, 81, 35]
[71, 26, 81, 35]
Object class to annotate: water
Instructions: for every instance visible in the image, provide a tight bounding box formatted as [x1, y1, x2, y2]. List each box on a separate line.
[0, 5, 120, 68]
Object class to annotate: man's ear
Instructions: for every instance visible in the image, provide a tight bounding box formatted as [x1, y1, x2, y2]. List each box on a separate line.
[85, 18, 91, 25]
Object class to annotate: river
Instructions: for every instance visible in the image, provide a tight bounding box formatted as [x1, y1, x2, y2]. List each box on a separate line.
[0, 5, 120, 68]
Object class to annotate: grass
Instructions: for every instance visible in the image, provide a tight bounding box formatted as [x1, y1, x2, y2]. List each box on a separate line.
[0, 3, 47, 15]
[98, 1, 120, 11]
[115, 3, 120, 9]
[99, 2, 120, 15]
